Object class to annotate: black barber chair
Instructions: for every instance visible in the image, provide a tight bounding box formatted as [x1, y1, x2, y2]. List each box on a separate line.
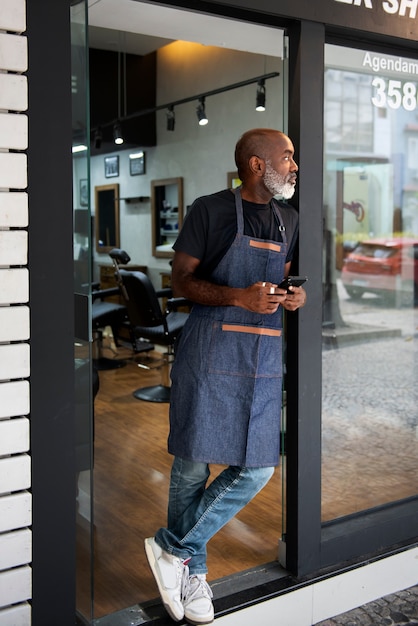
[108, 248, 156, 357]
[112, 253, 189, 402]
[92, 294, 127, 370]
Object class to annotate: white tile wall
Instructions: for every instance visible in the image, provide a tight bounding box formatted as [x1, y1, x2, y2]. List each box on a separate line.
[0, 268, 29, 304]
[0, 193, 28, 227]
[0, 603, 31, 626]
[0, 33, 27, 72]
[0, 231, 28, 265]
[0, 455, 31, 496]
[0, 153, 27, 189]
[0, 344, 30, 380]
[0, 381, 30, 419]
[0, 74, 27, 110]
[0, 0, 26, 32]
[0, 492, 32, 533]
[0, 112, 28, 150]
[0, 418, 30, 456]
[0, 529, 32, 571]
[0, 306, 29, 341]
[0, 567, 31, 608]
[0, 2, 31, 623]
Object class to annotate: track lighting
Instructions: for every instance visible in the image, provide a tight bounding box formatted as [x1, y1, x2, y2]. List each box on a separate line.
[196, 97, 208, 126]
[113, 121, 124, 145]
[93, 73, 279, 140]
[166, 105, 175, 131]
[94, 126, 102, 149]
[256, 80, 266, 111]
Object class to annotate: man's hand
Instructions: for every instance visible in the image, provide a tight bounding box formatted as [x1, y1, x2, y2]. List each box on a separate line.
[237, 281, 287, 314]
[281, 286, 307, 311]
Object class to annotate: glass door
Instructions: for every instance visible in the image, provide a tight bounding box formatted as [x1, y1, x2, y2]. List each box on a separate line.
[71, 1, 94, 622]
[322, 43, 418, 522]
[84, 2, 288, 619]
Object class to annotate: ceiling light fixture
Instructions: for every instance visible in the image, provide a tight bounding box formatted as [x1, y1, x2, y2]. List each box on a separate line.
[166, 105, 175, 131]
[72, 144, 88, 154]
[196, 97, 208, 126]
[113, 120, 124, 145]
[256, 80, 266, 111]
[91, 72, 279, 141]
[113, 43, 125, 145]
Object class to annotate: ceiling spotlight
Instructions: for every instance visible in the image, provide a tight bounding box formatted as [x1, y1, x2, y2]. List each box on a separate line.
[113, 121, 124, 145]
[166, 105, 175, 131]
[196, 97, 208, 126]
[256, 80, 266, 112]
[94, 126, 102, 150]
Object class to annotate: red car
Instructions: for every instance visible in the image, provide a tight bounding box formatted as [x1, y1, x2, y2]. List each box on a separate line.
[341, 237, 418, 305]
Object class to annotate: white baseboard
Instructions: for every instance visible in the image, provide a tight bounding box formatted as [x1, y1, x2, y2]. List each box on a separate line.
[214, 546, 418, 626]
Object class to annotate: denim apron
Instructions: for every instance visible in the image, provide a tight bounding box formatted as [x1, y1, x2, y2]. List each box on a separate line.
[169, 188, 287, 467]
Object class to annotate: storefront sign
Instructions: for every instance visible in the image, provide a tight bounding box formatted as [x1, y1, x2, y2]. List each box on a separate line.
[208, 0, 417, 40]
[334, 0, 418, 19]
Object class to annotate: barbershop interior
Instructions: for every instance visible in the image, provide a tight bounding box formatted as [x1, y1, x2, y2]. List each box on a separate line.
[70, 1, 418, 623]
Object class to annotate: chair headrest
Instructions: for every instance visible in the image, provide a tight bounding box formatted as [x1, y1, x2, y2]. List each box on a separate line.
[109, 248, 131, 265]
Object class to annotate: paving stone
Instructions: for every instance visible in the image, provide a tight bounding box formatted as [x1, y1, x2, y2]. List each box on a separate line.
[314, 585, 418, 625]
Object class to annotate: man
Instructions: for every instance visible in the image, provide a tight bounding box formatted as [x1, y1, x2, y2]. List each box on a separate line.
[145, 128, 306, 624]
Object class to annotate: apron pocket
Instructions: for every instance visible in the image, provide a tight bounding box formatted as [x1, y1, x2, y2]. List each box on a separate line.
[207, 321, 282, 378]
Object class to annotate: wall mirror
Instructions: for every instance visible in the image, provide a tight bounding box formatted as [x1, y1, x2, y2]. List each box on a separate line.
[95, 183, 120, 254]
[151, 177, 183, 258]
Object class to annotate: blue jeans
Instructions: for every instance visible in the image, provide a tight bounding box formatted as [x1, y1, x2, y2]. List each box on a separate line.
[155, 457, 274, 575]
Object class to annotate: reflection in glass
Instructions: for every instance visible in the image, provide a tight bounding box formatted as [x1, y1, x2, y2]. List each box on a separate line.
[322, 44, 418, 523]
[72, 1, 94, 622]
[95, 183, 120, 253]
[151, 177, 183, 258]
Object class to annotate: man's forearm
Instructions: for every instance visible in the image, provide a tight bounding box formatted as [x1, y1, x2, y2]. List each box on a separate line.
[172, 273, 239, 307]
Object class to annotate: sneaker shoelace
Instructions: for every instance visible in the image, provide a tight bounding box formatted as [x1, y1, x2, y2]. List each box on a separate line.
[178, 559, 190, 598]
[182, 575, 213, 605]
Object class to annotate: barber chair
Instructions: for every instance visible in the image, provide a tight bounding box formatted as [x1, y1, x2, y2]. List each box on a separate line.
[108, 248, 156, 357]
[115, 263, 189, 403]
[92, 287, 128, 371]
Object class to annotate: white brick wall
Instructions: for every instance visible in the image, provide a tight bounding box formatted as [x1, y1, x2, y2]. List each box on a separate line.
[0, 1, 31, 624]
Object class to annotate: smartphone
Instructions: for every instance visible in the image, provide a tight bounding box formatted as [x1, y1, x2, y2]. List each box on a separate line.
[278, 276, 308, 293]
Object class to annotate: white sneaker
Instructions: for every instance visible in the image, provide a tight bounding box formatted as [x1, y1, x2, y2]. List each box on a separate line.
[144, 537, 190, 621]
[183, 574, 214, 625]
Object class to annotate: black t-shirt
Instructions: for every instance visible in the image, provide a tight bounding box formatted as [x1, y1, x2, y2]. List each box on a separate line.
[173, 188, 299, 279]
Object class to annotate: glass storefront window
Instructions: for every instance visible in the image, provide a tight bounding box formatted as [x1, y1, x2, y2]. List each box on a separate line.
[322, 44, 418, 523]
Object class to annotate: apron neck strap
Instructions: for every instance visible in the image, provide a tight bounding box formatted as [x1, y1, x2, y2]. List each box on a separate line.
[233, 186, 245, 234]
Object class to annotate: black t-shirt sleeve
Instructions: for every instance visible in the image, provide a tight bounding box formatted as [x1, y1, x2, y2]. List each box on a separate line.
[173, 191, 237, 277]
[173, 198, 209, 261]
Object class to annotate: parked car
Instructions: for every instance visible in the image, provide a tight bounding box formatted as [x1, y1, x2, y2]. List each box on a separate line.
[341, 237, 418, 305]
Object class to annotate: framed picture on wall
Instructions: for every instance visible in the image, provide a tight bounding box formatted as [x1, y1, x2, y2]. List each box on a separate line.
[104, 155, 119, 178]
[79, 178, 88, 206]
[129, 151, 145, 176]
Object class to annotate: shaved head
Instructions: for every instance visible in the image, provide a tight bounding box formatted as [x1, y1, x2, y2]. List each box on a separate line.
[234, 128, 288, 181]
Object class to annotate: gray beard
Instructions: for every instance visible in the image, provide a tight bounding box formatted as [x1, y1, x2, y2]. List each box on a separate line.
[263, 162, 295, 199]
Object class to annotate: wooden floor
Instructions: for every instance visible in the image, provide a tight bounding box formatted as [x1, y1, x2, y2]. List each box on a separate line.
[75, 343, 418, 620]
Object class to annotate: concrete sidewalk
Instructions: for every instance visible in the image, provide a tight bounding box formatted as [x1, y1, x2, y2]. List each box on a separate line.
[315, 584, 418, 625]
